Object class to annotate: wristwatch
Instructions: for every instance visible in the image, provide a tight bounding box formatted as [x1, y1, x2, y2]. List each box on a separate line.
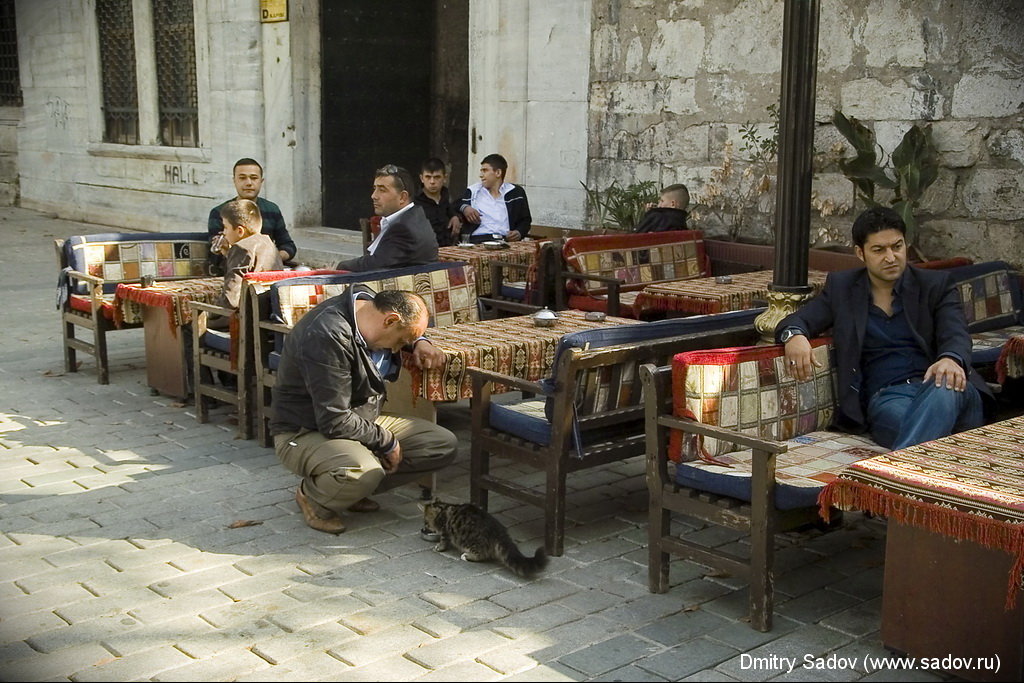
[779, 327, 804, 343]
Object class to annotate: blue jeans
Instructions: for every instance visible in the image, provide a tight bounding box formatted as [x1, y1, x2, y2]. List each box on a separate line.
[866, 379, 984, 450]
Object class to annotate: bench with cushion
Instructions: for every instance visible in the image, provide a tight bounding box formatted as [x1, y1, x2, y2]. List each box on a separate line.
[947, 260, 1024, 384]
[55, 232, 210, 384]
[253, 261, 479, 445]
[555, 230, 710, 318]
[468, 308, 762, 556]
[641, 339, 888, 631]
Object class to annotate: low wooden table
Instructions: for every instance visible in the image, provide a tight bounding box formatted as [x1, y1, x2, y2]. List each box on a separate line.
[405, 310, 640, 406]
[115, 277, 223, 399]
[635, 269, 828, 317]
[438, 240, 541, 297]
[819, 415, 1024, 681]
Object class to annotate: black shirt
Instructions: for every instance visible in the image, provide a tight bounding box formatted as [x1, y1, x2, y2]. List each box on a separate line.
[413, 187, 457, 247]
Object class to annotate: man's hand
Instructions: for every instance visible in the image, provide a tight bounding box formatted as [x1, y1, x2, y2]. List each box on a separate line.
[462, 206, 481, 223]
[278, 249, 291, 262]
[448, 216, 462, 236]
[380, 441, 402, 474]
[784, 334, 820, 382]
[411, 339, 445, 370]
[506, 230, 522, 242]
[924, 357, 967, 391]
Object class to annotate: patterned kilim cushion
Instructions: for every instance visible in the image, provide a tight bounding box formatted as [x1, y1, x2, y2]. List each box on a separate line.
[566, 290, 642, 316]
[952, 264, 1022, 333]
[272, 263, 478, 329]
[670, 338, 836, 462]
[562, 230, 709, 296]
[68, 294, 117, 319]
[64, 233, 210, 294]
[675, 430, 887, 509]
[971, 325, 1024, 364]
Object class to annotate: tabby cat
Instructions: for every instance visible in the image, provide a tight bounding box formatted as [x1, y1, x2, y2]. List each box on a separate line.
[421, 499, 548, 578]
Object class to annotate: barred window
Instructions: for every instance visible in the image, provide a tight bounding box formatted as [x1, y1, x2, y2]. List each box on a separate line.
[152, 0, 198, 147]
[96, 0, 140, 144]
[0, 0, 20, 107]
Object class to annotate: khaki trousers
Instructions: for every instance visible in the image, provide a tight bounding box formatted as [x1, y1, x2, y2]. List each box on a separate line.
[274, 414, 457, 516]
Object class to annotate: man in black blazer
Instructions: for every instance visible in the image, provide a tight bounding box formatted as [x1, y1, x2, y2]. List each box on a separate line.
[337, 165, 438, 272]
[776, 206, 986, 450]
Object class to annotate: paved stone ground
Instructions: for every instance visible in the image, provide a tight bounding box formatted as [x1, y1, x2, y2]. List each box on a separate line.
[0, 206, 990, 681]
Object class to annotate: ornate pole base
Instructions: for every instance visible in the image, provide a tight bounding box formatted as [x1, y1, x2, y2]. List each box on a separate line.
[755, 285, 816, 344]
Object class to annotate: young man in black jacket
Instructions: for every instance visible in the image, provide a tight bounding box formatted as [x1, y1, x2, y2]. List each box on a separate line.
[456, 153, 532, 243]
[413, 157, 461, 247]
[634, 183, 690, 233]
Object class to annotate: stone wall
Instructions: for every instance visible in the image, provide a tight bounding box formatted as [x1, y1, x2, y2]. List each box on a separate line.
[15, 1, 306, 234]
[0, 106, 19, 205]
[587, 0, 1024, 267]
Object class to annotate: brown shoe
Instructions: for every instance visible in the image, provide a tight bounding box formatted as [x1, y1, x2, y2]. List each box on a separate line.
[295, 489, 346, 534]
[348, 497, 380, 513]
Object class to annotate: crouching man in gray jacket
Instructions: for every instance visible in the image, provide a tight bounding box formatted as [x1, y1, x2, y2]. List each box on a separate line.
[270, 285, 456, 534]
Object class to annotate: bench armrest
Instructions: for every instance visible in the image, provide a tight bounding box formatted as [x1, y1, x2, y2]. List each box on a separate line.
[188, 300, 232, 316]
[258, 320, 292, 334]
[65, 268, 105, 287]
[656, 413, 788, 455]
[467, 366, 547, 395]
[556, 270, 623, 316]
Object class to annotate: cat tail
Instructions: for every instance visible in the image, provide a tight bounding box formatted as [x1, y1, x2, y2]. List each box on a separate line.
[501, 544, 549, 578]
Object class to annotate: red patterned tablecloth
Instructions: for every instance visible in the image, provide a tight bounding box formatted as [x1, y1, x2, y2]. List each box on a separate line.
[819, 414, 1024, 608]
[115, 277, 224, 336]
[635, 269, 829, 316]
[408, 310, 641, 402]
[438, 240, 542, 297]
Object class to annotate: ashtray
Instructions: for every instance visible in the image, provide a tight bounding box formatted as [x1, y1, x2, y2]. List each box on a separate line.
[458, 242, 473, 248]
[584, 311, 606, 322]
[714, 275, 734, 284]
[533, 309, 559, 327]
[483, 240, 508, 250]
[139, 275, 155, 288]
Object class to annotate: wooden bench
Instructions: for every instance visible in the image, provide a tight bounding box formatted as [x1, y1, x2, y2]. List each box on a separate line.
[55, 232, 209, 384]
[641, 339, 888, 631]
[468, 309, 762, 556]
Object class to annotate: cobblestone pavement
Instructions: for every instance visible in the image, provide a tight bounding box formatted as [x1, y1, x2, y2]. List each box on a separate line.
[0, 206, 959, 682]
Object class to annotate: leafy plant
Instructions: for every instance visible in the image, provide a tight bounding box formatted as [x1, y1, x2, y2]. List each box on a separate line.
[832, 110, 939, 247]
[580, 180, 660, 232]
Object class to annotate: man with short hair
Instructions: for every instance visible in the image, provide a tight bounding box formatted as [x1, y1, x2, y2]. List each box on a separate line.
[337, 165, 438, 272]
[777, 206, 988, 450]
[414, 157, 461, 247]
[456, 153, 532, 243]
[271, 286, 455, 534]
[208, 158, 296, 274]
[634, 183, 690, 233]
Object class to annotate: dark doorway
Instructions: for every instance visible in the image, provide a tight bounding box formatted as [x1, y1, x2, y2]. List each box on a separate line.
[321, 1, 468, 232]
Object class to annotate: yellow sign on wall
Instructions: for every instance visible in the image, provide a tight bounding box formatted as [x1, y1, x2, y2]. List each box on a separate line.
[260, 0, 287, 23]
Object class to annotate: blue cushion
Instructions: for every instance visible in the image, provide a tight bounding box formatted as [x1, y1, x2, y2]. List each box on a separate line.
[201, 329, 231, 353]
[674, 461, 822, 510]
[489, 399, 551, 445]
[268, 351, 280, 371]
[500, 281, 528, 300]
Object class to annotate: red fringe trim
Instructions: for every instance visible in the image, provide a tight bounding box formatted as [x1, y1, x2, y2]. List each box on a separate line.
[818, 479, 1024, 610]
[996, 335, 1024, 385]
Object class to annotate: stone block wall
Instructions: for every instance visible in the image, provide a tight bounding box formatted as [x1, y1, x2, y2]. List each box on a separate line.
[0, 106, 19, 205]
[587, 0, 1024, 267]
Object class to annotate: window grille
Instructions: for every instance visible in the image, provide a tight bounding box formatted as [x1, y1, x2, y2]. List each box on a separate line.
[96, 0, 140, 144]
[152, 0, 199, 147]
[0, 0, 20, 107]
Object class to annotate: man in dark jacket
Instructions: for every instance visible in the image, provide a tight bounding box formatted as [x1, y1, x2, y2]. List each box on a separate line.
[271, 285, 456, 534]
[456, 153, 532, 243]
[634, 183, 690, 233]
[776, 206, 987, 450]
[337, 165, 439, 272]
[208, 158, 296, 275]
[414, 157, 461, 247]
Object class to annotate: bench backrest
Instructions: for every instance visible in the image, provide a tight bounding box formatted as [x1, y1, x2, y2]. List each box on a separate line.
[63, 232, 209, 294]
[670, 338, 836, 461]
[269, 261, 478, 328]
[948, 260, 1023, 333]
[546, 309, 763, 424]
[561, 230, 710, 296]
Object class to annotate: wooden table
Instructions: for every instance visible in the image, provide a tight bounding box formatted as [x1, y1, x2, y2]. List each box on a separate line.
[635, 269, 828, 317]
[819, 415, 1024, 681]
[438, 240, 542, 297]
[405, 309, 640, 405]
[115, 277, 223, 399]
